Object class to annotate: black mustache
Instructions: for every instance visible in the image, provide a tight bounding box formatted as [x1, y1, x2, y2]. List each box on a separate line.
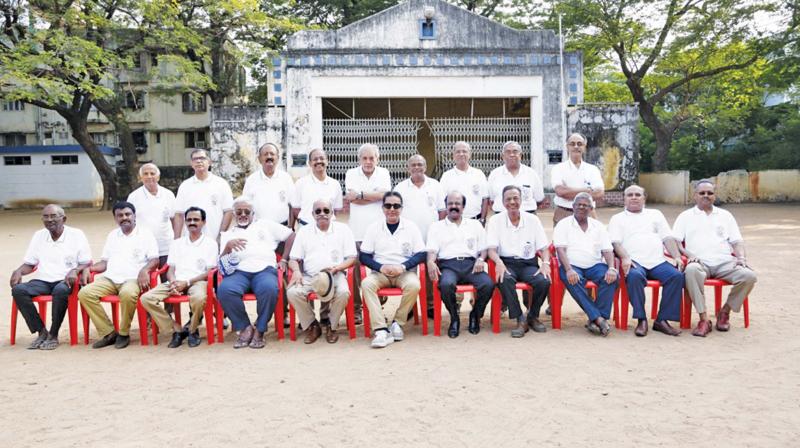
[264, 158, 275, 163]
[449, 208, 460, 213]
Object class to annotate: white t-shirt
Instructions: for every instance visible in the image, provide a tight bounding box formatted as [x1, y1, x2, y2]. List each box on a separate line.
[393, 176, 445, 242]
[487, 164, 545, 212]
[672, 206, 743, 266]
[127, 185, 176, 256]
[486, 211, 549, 259]
[553, 216, 612, 269]
[101, 226, 159, 284]
[345, 166, 392, 241]
[439, 166, 489, 219]
[23, 226, 92, 282]
[294, 174, 344, 225]
[242, 169, 297, 224]
[550, 159, 604, 209]
[360, 219, 426, 266]
[220, 220, 293, 273]
[290, 222, 357, 278]
[608, 208, 672, 269]
[167, 234, 218, 282]
[427, 218, 487, 260]
[174, 173, 234, 239]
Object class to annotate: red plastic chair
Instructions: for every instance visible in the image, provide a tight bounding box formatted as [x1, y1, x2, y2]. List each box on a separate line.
[486, 259, 532, 334]
[429, 262, 502, 337]
[10, 269, 81, 346]
[210, 267, 287, 343]
[79, 271, 154, 345]
[617, 272, 665, 330]
[358, 264, 424, 338]
[288, 266, 357, 341]
[679, 277, 750, 329]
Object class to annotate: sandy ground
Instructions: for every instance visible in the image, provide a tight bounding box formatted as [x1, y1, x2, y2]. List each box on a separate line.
[0, 203, 799, 447]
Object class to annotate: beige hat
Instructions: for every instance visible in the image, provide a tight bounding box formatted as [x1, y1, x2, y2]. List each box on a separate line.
[310, 271, 334, 301]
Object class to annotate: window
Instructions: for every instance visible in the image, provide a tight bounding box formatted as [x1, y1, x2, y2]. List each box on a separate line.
[2, 100, 25, 111]
[91, 132, 107, 145]
[4, 156, 31, 165]
[2, 133, 26, 146]
[52, 155, 79, 165]
[124, 91, 146, 109]
[132, 53, 143, 70]
[182, 93, 207, 113]
[151, 54, 159, 67]
[132, 131, 147, 153]
[154, 132, 161, 144]
[185, 131, 207, 148]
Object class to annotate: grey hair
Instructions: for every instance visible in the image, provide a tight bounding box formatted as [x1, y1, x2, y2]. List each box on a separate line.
[453, 141, 471, 152]
[573, 192, 595, 208]
[407, 154, 426, 166]
[257, 142, 281, 158]
[43, 204, 66, 217]
[138, 162, 160, 177]
[232, 196, 253, 208]
[623, 184, 646, 196]
[189, 148, 208, 159]
[502, 141, 522, 152]
[567, 133, 587, 144]
[694, 179, 715, 190]
[358, 143, 379, 158]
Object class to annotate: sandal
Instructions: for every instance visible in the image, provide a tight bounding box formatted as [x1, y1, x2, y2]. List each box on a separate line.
[28, 332, 47, 350]
[233, 325, 254, 349]
[598, 318, 611, 337]
[39, 338, 59, 350]
[249, 330, 265, 349]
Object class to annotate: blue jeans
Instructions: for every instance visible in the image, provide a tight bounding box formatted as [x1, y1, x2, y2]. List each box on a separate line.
[217, 267, 278, 333]
[559, 263, 618, 322]
[625, 261, 683, 322]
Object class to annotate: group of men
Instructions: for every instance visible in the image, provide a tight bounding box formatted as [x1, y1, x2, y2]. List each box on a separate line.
[10, 133, 757, 350]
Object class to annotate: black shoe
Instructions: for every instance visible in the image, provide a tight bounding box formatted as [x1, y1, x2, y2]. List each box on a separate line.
[114, 334, 130, 349]
[468, 312, 480, 335]
[92, 332, 117, 349]
[188, 331, 201, 347]
[353, 312, 363, 326]
[448, 319, 460, 338]
[545, 306, 552, 316]
[168, 330, 188, 348]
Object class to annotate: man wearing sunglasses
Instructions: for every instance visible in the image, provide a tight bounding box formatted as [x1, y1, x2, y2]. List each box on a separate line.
[173, 148, 234, 240]
[673, 180, 757, 337]
[551, 133, 605, 225]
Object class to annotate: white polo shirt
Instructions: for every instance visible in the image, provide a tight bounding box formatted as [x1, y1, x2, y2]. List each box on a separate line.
[608, 208, 672, 269]
[487, 164, 545, 212]
[167, 234, 218, 283]
[361, 218, 426, 266]
[427, 218, 487, 260]
[672, 206, 742, 267]
[345, 165, 392, 241]
[127, 185, 176, 256]
[294, 174, 344, 225]
[393, 176, 445, 242]
[550, 159, 604, 209]
[220, 220, 292, 273]
[486, 211, 549, 259]
[553, 216, 612, 269]
[174, 173, 234, 239]
[439, 166, 488, 218]
[290, 221, 357, 278]
[101, 226, 159, 284]
[23, 226, 92, 283]
[242, 169, 297, 224]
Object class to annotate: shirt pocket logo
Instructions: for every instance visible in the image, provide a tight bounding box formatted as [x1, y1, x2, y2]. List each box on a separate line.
[472, 184, 480, 194]
[279, 190, 286, 203]
[64, 256, 76, 269]
[402, 242, 412, 257]
[330, 249, 340, 262]
[466, 237, 476, 251]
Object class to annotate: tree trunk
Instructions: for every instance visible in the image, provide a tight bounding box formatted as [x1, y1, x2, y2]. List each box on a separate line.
[95, 101, 140, 197]
[630, 88, 674, 171]
[64, 115, 119, 209]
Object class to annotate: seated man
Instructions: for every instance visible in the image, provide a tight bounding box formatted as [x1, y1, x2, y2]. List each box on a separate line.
[360, 192, 426, 348]
[141, 207, 218, 348]
[287, 199, 356, 344]
[427, 191, 494, 338]
[608, 185, 683, 337]
[217, 197, 294, 349]
[553, 193, 618, 336]
[672, 179, 757, 337]
[486, 186, 551, 338]
[78, 201, 159, 349]
[11, 204, 92, 350]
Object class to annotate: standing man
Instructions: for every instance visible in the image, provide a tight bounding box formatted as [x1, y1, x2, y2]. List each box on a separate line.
[127, 163, 175, 271]
[439, 141, 489, 223]
[608, 185, 683, 337]
[10, 204, 92, 350]
[344, 143, 392, 323]
[553, 193, 618, 336]
[140, 207, 218, 348]
[173, 148, 234, 240]
[292, 148, 344, 226]
[360, 192, 426, 348]
[78, 201, 160, 349]
[487, 141, 546, 215]
[427, 191, 494, 338]
[551, 133, 605, 224]
[673, 180, 757, 337]
[242, 142, 296, 227]
[287, 199, 357, 344]
[486, 186, 551, 338]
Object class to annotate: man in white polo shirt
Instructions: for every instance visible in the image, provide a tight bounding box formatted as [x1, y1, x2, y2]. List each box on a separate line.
[287, 199, 357, 344]
[360, 191, 426, 348]
[488, 141, 546, 215]
[551, 133, 605, 224]
[487, 186, 551, 338]
[292, 148, 344, 227]
[141, 206, 218, 348]
[10, 204, 92, 350]
[242, 142, 296, 227]
[608, 185, 683, 337]
[673, 179, 757, 337]
[173, 148, 234, 240]
[127, 163, 175, 272]
[439, 141, 489, 223]
[553, 193, 618, 336]
[78, 201, 160, 349]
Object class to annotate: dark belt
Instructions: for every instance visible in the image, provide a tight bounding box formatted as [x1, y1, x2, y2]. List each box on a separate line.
[557, 206, 573, 212]
[447, 257, 475, 262]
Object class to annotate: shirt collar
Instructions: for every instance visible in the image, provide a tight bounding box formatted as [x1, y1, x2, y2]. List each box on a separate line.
[569, 216, 597, 230]
[692, 205, 717, 215]
[310, 174, 331, 185]
[382, 219, 407, 233]
[504, 212, 526, 229]
[567, 159, 584, 171]
[258, 169, 278, 181]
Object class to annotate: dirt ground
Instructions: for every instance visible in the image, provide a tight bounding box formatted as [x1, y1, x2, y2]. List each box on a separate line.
[0, 203, 798, 447]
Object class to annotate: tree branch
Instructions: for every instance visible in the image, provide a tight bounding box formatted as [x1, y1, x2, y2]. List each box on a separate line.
[650, 53, 759, 104]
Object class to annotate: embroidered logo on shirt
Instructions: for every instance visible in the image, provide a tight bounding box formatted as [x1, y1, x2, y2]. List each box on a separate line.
[279, 190, 286, 202]
[716, 226, 725, 238]
[427, 195, 434, 207]
[523, 243, 534, 258]
[64, 256, 76, 268]
[196, 258, 206, 271]
[522, 185, 532, 200]
[258, 230, 266, 241]
[472, 184, 480, 194]
[402, 242, 412, 257]
[162, 209, 170, 222]
[466, 237, 475, 250]
[330, 249, 340, 262]
[132, 248, 142, 260]
[211, 194, 218, 206]
[652, 222, 659, 233]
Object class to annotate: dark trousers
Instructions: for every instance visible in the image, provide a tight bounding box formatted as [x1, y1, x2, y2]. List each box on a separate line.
[438, 258, 494, 319]
[497, 257, 550, 320]
[559, 263, 618, 322]
[12, 279, 71, 337]
[626, 261, 683, 322]
[217, 267, 278, 333]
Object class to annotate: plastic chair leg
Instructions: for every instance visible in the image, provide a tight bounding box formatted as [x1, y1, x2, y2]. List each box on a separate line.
[714, 285, 723, 316]
[433, 284, 442, 337]
[363, 300, 371, 339]
[68, 293, 78, 346]
[38, 302, 47, 324]
[680, 292, 692, 329]
[215, 300, 225, 343]
[136, 301, 149, 346]
[491, 290, 501, 334]
[419, 281, 428, 336]
[10, 301, 18, 345]
[650, 286, 660, 320]
[289, 305, 297, 341]
[744, 298, 750, 328]
[274, 294, 284, 341]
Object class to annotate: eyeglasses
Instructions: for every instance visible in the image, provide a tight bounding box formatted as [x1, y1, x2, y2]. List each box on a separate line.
[191, 156, 208, 162]
[383, 203, 402, 210]
[234, 209, 252, 216]
[568, 142, 586, 147]
[697, 191, 715, 196]
[314, 208, 331, 215]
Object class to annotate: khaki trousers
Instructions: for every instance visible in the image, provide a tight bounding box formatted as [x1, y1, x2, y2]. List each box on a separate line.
[361, 270, 420, 332]
[141, 282, 207, 334]
[685, 260, 757, 314]
[287, 272, 349, 330]
[78, 276, 140, 337]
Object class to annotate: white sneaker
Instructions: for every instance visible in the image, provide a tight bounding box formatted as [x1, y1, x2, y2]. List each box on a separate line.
[371, 329, 394, 348]
[389, 321, 404, 341]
